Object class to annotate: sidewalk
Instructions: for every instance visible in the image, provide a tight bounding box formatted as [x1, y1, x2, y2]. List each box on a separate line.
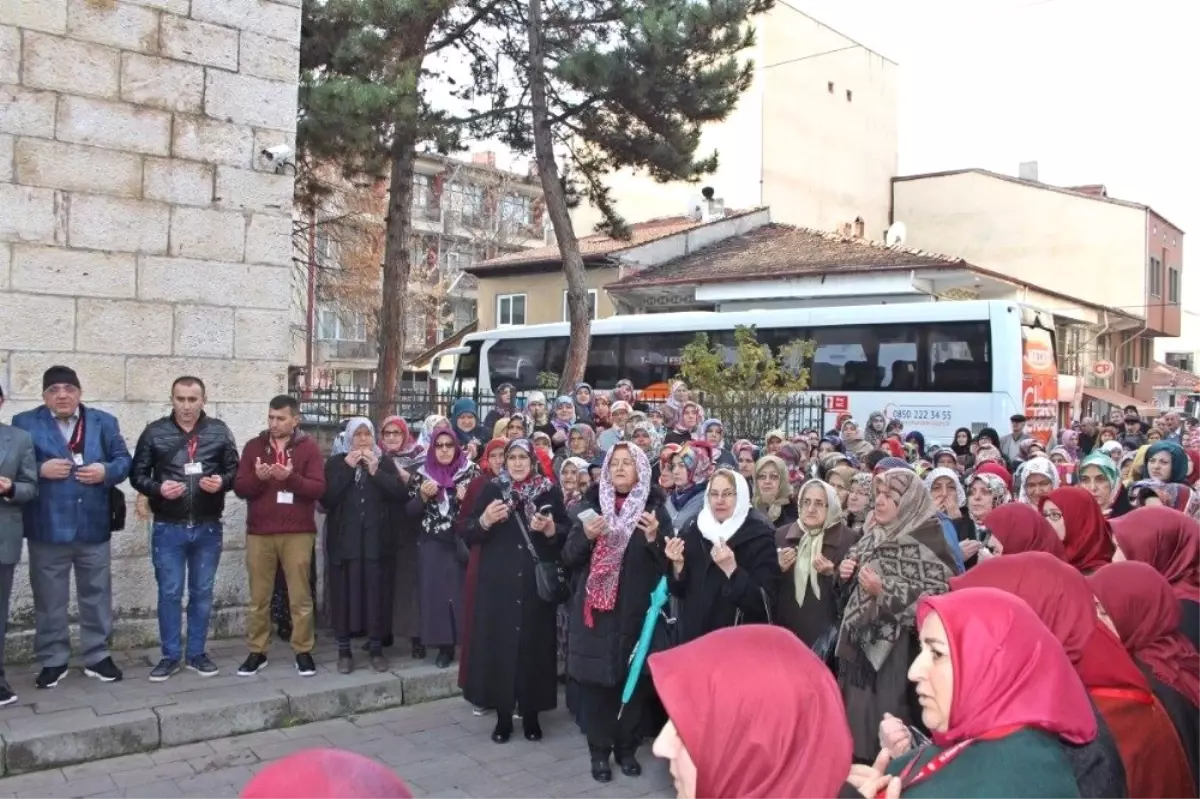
[0, 637, 459, 776]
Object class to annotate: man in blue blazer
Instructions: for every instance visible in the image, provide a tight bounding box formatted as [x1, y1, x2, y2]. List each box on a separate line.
[13, 366, 132, 689]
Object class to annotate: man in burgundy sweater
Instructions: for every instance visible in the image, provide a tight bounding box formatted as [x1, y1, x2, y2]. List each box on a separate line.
[233, 395, 326, 677]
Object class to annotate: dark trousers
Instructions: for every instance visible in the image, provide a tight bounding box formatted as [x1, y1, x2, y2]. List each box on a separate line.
[0, 562, 13, 677]
[577, 681, 646, 758]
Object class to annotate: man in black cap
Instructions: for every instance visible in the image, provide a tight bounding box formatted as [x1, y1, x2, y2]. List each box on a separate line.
[997, 413, 1029, 464]
[12, 366, 131, 688]
[0, 382, 38, 705]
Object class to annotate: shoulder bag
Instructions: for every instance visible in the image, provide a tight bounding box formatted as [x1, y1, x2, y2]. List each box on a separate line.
[733, 585, 773, 626]
[513, 508, 570, 605]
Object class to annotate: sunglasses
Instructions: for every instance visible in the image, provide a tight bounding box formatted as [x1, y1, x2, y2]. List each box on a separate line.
[435, 442, 457, 451]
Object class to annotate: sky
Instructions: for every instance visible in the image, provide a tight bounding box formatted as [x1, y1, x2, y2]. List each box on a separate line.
[787, 0, 1196, 267]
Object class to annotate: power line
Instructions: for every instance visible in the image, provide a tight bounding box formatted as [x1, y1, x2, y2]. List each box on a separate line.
[763, 43, 861, 69]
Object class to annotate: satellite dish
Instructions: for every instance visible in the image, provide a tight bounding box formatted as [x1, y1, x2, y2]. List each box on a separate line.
[885, 221, 907, 247]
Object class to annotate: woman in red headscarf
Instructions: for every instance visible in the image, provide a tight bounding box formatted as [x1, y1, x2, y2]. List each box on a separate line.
[1039, 486, 1114, 574]
[452, 438, 508, 695]
[1089, 561, 1199, 786]
[648, 624, 852, 798]
[954, 552, 1194, 798]
[241, 748, 412, 798]
[870, 588, 1095, 798]
[1111, 506, 1200, 649]
[979, 502, 1065, 558]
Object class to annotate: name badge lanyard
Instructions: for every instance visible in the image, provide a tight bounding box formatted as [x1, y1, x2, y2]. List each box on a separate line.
[187, 436, 199, 463]
[68, 413, 86, 466]
[184, 436, 204, 476]
[274, 441, 294, 504]
[881, 724, 1022, 797]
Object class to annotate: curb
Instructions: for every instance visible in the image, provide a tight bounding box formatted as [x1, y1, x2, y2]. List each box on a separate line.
[0, 665, 461, 775]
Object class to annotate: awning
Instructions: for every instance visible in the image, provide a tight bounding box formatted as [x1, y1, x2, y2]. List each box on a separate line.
[1081, 386, 1157, 416]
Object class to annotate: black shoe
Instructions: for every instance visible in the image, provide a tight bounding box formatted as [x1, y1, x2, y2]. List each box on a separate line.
[522, 714, 543, 741]
[591, 756, 613, 783]
[435, 647, 454, 669]
[84, 657, 122, 683]
[491, 715, 513, 744]
[0, 680, 17, 707]
[296, 652, 317, 677]
[186, 654, 219, 677]
[35, 664, 68, 689]
[615, 753, 642, 777]
[148, 658, 181, 682]
[412, 640, 426, 659]
[237, 652, 268, 676]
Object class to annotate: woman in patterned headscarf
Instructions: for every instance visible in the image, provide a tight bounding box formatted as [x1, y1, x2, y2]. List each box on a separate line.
[964, 472, 1010, 550]
[1017, 455, 1061, 505]
[562, 442, 673, 782]
[664, 441, 716, 533]
[844, 472, 874, 534]
[835, 469, 958, 761]
[752, 455, 797, 528]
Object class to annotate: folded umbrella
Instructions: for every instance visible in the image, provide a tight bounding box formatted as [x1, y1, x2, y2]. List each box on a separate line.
[618, 575, 671, 718]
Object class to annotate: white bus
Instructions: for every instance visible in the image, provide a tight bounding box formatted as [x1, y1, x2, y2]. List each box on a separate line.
[440, 300, 1059, 445]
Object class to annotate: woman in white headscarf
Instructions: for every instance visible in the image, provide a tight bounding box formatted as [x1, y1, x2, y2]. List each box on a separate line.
[666, 468, 780, 644]
[323, 418, 406, 674]
[775, 479, 859, 654]
[1017, 455, 1061, 505]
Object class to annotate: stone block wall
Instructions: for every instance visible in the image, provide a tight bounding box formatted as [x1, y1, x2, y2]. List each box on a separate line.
[0, 0, 300, 661]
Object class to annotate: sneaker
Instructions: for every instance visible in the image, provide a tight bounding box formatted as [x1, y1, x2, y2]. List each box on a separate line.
[84, 657, 123, 683]
[186, 654, 219, 677]
[237, 652, 268, 676]
[472, 706, 493, 717]
[0, 681, 17, 707]
[35, 664, 69, 690]
[148, 659, 181, 683]
[296, 652, 317, 677]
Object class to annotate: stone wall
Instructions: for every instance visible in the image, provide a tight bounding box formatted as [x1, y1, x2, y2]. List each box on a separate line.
[0, 0, 300, 661]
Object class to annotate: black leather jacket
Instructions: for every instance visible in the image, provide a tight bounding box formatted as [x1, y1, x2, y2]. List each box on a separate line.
[131, 413, 239, 524]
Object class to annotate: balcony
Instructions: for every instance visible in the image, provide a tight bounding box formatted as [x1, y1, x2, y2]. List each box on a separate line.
[315, 338, 375, 362]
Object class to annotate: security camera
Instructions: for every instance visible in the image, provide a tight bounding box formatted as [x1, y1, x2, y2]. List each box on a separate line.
[261, 144, 294, 161]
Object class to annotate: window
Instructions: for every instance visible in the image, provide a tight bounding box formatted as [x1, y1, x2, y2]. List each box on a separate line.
[501, 194, 532, 226]
[582, 335, 620, 386]
[412, 174, 437, 218]
[827, 81, 834, 93]
[623, 332, 694, 388]
[1169, 267, 1180, 304]
[1139, 337, 1153, 368]
[487, 338, 544, 390]
[449, 183, 484, 224]
[1166, 352, 1195, 373]
[496, 293, 526, 327]
[316, 306, 366, 342]
[928, 322, 991, 392]
[1148, 256, 1162, 297]
[443, 248, 474, 274]
[845, 89, 853, 102]
[562, 289, 598, 321]
[808, 324, 920, 392]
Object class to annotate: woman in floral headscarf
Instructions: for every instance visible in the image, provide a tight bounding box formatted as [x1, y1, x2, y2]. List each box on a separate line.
[752, 455, 796, 528]
[554, 423, 599, 477]
[1017, 454, 1060, 505]
[731, 439, 757, 482]
[840, 418, 873, 459]
[590, 392, 613, 432]
[835, 468, 957, 761]
[664, 401, 703, 446]
[863, 411, 887, 449]
[844, 472, 873, 534]
[563, 442, 673, 782]
[700, 418, 736, 467]
[379, 416, 422, 658]
[665, 441, 715, 532]
[550, 395, 576, 448]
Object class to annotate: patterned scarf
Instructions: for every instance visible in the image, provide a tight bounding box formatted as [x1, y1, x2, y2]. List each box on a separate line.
[584, 444, 652, 627]
[838, 469, 954, 672]
[503, 439, 554, 520]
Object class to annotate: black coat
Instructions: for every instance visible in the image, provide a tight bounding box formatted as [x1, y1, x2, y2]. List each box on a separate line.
[774, 520, 859, 647]
[669, 508, 781, 643]
[130, 413, 239, 524]
[562, 484, 673, 688]
[322, 455, 405, 563]
[461, 478, 570, 714]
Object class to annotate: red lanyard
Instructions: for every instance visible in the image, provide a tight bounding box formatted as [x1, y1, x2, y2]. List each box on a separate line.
[186, 436, 198, 462]
[1090, 687, 1154, 705]
[886, 725, 1023, 795]
[272, 440, 288, 466]
[67, 413, 85, 454]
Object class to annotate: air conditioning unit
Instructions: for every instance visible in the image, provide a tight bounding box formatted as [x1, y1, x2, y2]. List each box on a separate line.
[1123, 366, 1142, 384]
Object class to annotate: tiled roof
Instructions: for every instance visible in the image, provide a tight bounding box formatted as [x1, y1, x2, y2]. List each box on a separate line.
[609, 224, 965, 288]
[465, 215, 728, 273]
[1151, 361, 1200, 389]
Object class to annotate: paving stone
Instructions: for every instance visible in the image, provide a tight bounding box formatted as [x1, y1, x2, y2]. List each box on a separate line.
[249, 734, 331, 762]
[117, 779, 184, 798]
[4, 709, 159, 774]
[61, 753, 155, 780]
[148, 743, 216, 765]
[205, 729, 288, 755]
[110, 761, 194, 789]
[283, 670, 406, 724]
[169, 765, 255, 795]
[184, 748, 257, 774]
[155, 685, 289, 747]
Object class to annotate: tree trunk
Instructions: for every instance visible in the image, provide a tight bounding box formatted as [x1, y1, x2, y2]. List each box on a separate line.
[526, 0, 590, 394]
[373, 123, 419, 420]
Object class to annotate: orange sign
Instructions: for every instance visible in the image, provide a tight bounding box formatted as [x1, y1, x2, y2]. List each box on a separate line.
[825, 395, 849, 412]
[1022, 329, 1059, 447]
[1092, 360, 1115, 379]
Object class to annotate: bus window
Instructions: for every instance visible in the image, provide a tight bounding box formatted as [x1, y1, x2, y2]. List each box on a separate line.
[582, 334, 621, 387]
[452, 341, 482, 396]
[488, 338, 546, 391]
[927, 322, 991, 392]
[809, 325, 918, 391]
[623, 332, 693, 388]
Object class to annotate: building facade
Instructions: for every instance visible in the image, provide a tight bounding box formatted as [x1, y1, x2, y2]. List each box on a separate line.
[569, 5, 898, 240]
[0, 0, 301, 657]
[296, 151, 545, 389]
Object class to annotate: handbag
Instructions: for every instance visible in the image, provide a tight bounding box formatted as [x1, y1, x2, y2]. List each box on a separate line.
[733, 585, 773, 626]
[109, 486, 126, 532]
[513, 509, 569, 605]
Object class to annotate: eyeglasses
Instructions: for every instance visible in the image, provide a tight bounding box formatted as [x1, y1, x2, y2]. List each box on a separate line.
[382, 430, 404, 438]
[435, 442, 457, 451]
[707, 491, 736, 501]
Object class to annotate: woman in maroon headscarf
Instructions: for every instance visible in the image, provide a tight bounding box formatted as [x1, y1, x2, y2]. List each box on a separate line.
[868, 588, 1095, 798]
[1089, 561, 1199, 786]
[241, 749, 412, 798]
[954, 552, 1193, 798]
[1039, 486, 1114, 574]
[1111, 506, 1200, 649]
[452, 438, 507, 696]
[980, 502, 1065, 558]
[648, 624, 852, 798]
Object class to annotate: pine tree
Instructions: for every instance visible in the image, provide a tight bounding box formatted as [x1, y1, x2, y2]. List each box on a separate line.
[489, 0, 773, 391]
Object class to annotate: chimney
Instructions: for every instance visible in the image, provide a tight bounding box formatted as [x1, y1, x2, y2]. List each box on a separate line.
[472, 151, 497, 169]
[1018, 161, 1039, 182]
[853, 216, 865, 238]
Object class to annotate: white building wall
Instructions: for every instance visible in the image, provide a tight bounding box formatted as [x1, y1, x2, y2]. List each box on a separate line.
[0, 0, 300, 659]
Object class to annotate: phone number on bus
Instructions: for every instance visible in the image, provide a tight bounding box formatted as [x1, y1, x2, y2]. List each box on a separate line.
[886, 408, 954, 423]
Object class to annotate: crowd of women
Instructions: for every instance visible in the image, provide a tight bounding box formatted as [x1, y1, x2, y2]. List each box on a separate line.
[318, 379, 1200, 797]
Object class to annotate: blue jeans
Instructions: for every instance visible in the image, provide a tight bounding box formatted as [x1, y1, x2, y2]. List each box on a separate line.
[152, 521, 223, 662]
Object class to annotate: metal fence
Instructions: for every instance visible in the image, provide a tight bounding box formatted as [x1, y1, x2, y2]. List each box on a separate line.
[292, 387, 826, 447]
